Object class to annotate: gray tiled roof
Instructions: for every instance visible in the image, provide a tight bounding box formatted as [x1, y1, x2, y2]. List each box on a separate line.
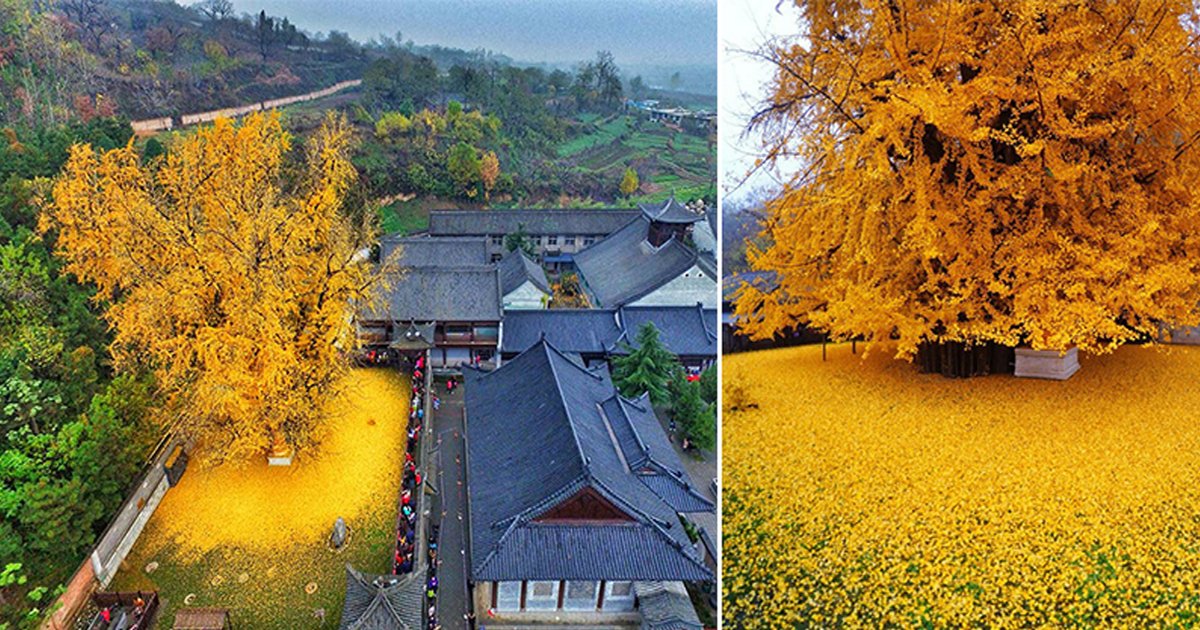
[640, 197, 704, 224]
[380, 236, 490, 268]
[429, 209, 640, 237]
[616, 305, 718, 358]
[636, 581, 703, 630]
[602, 394, 714, 514]
[338, 565, 423, 630]
[497, 249, 551, 295]
[367, 266, 501, 322]
[464, 341, 713, 582]
[573, 217, 700, 307]
[501, 307, 717, 359]
[500, 310, 624, 355]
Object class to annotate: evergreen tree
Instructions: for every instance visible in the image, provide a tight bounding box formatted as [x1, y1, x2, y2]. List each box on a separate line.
[504, 223, 536, 256]
[612, 323, 678, 406]
[698, 364, 717, 405]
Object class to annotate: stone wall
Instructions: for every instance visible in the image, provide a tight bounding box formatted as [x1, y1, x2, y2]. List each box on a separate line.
[130, 79, 362, 134]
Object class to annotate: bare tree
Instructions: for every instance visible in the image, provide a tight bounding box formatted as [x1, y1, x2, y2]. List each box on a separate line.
[58, 0, 115, 54]
[193, 0, 233, 23]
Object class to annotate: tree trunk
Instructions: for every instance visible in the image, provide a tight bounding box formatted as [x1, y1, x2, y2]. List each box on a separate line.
[915, 341, 1014, 378]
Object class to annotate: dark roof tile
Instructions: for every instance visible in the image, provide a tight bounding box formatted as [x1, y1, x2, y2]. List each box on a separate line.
[573, 217, 700, 307]
[465, 341, 712, 582]
[429, 209, 640, 237]
[367, 266, 501, 322]
[498, 249, 551, 296]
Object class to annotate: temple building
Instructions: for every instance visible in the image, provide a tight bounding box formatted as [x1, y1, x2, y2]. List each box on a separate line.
[501, 304, 718, 370]
[464, 340, 712, 626]
[573, 199, 718, 308]
[359, 236, 503, 368]
[497, 249, 552, 310]
[428, 208, 641, 266]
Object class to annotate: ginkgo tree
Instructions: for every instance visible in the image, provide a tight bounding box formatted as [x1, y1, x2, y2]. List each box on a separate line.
[43, 111, 384, 464]
[736, 0, 1200, 358]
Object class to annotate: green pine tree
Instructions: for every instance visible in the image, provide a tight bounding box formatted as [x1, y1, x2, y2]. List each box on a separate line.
[670, 376, 716, 451]
[504, 223, 536, 256]
[698, 364, 717, 405]
[612, 322, 678, 406]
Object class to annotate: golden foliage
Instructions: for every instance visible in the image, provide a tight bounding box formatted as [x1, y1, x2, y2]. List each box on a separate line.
[44, 111, 380, 464]
[738, 1, 1200, 357]
[480, 150, 500, 199]
[550, 271, 591, 309]
[138, 369, 407, 554]
[725, 343, 1200, 626]
[619, 166, 639, 197]
[110, 369, 409, 625]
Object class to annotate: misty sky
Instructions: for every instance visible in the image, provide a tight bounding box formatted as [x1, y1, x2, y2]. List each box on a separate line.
[720, 0, 800, 204]
[226, 0, 715, 68]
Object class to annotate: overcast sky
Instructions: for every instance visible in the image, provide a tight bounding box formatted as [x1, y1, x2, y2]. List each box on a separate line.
[227, 0, 716, 68]
[720, 0, 800, 205]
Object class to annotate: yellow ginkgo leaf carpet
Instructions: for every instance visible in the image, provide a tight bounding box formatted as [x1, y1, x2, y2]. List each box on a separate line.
[110, 368, 410, 628]
[723, 343, 1200, 628]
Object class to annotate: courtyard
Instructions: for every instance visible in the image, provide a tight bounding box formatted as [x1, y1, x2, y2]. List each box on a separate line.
[109, 368, 411, 628]
[723, 342, 1200, 627]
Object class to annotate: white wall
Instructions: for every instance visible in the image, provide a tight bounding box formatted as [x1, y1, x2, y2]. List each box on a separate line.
[503, 282, 550, 310]
[630, 264, 717, 308]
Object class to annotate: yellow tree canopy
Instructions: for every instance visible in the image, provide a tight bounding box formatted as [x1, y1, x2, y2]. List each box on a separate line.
[44, 112, 381, 464]
[738, 0, 1200, 357]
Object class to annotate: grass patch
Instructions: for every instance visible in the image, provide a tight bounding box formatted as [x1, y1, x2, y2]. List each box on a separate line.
[109, 369, 410, 628]
[377, 199, 429, 236]
[554, 114, 714, 204]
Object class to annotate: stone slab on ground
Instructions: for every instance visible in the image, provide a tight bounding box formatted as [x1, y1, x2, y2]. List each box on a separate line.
[1014, 347, 1080, 380]
[1159, 324, 1200, 345]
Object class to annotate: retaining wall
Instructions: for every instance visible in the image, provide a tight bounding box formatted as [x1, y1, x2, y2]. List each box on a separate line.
[40, 438, 188, 630]
[131, 79, 362, 134]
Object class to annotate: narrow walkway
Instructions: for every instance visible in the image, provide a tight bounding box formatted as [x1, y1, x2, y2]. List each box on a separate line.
[432, 383, 470, 629]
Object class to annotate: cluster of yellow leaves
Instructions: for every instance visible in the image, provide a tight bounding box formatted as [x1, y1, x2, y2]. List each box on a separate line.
[724, 344, 1200, 627]
[739, 0, 1200, 357]
[112, 369, 409, 625]
[43, 111, 381, 463]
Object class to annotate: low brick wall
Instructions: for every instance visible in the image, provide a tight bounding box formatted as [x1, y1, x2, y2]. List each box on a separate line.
[40, 560, 96, 630]
[41, 437, 188, 629]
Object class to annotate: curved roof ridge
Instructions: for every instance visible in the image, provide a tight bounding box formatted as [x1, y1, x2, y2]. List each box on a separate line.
[697, 302, 717, 341]
[543, 341, 594, 477]
[587, 476, 709, 577]
[612, 395, 652, 458]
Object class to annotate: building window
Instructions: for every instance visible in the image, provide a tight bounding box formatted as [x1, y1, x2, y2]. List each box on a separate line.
[473, 325, 499, 343]
[491, 235, 504, 247]
[583, 236, 596, 246]
[525, 580, 559, 610]
[444, 325, 471, 341]
[549, 235, 561, 246]
[495, 581, 521, 611]
[603, 581, 635, 611]
[563, 580, 599, 611]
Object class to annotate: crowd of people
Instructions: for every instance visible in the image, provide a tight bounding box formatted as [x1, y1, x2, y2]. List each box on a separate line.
[426, 524, 441, 629]
[93, 594, 150, 629]
[394, 353, 426, 575]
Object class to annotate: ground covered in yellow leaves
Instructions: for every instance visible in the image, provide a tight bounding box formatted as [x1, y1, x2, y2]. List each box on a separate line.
[723, 343, 1200, 628]
[110, 368, 409, 628]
